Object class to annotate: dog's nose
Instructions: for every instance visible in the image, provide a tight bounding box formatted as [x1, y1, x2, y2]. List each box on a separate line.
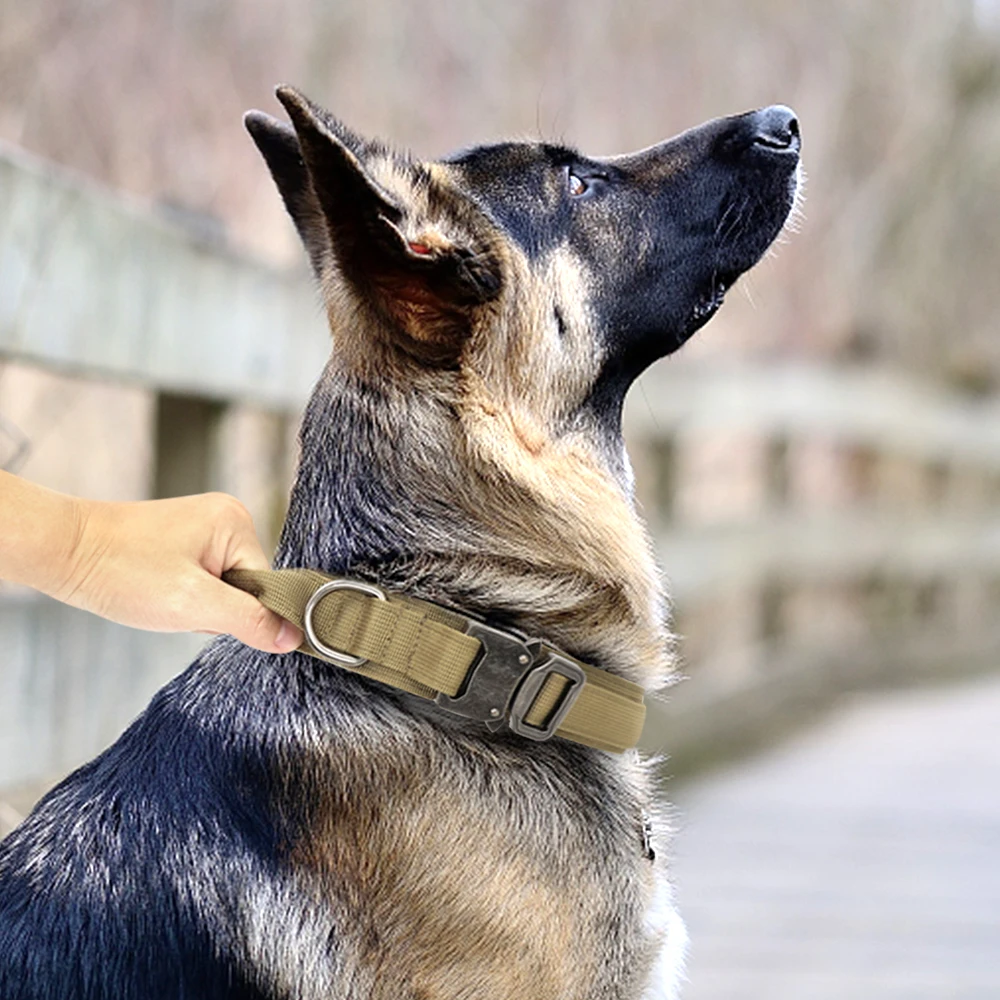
[748, 105, 800, 154]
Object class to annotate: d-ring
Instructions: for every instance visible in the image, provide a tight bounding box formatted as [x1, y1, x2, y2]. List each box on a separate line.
[302, 579, 387, 667]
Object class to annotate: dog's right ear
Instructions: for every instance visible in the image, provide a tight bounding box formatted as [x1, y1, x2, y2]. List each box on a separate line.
[244, 104, 377, 278]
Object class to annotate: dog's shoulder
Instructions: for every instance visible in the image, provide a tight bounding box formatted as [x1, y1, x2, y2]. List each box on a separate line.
[0, 645, 292, 1000]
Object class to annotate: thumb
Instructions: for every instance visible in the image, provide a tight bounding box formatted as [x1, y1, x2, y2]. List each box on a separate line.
[202, 576, 303, 654]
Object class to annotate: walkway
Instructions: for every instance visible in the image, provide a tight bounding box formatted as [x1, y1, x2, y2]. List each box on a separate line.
[671, 674, 1000, 1000]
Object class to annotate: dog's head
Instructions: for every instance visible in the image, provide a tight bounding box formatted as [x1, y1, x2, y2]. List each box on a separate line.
[247, 86, 799, 478]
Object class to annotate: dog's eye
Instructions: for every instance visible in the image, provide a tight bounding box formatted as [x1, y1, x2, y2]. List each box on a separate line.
[568, 173, 588, 197]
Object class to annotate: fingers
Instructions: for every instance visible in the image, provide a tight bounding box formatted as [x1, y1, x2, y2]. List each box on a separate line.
[224, 527, 271, 574]
[202, 576, 304, 654]
[204, 493, 271, 574]
[190, 494, 303, 653]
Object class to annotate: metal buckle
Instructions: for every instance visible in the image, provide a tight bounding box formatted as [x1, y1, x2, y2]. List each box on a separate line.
[508, 652, 585, 742]
[303, 579, 387, 667]
[434, 620, 534, 732]
[435, 621, 586, 742]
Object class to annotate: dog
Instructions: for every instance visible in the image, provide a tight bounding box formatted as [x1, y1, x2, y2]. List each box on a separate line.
[0, 87, 800, 999]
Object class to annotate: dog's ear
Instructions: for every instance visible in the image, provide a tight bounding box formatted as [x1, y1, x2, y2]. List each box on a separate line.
[244, 110, 331, 276]
[247, 86, 502, 363]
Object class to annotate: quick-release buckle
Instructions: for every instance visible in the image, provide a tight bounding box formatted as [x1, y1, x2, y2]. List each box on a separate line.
[434, 621, 585, 741]
[508, 651, 585, 742]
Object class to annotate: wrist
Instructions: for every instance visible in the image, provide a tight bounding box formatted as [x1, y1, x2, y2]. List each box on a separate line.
[48, 495, 113, 606]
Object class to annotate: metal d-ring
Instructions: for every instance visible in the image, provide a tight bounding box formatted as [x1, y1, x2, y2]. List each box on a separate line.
[302, 579, 387, 667]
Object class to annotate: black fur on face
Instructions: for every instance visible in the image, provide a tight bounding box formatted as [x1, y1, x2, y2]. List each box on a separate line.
[446, 106, 801, 415]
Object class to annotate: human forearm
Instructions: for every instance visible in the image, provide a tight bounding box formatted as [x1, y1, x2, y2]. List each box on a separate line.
[0, 468, 84, 597]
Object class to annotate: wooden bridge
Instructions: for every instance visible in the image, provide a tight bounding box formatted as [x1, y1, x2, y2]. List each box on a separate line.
[672, 672, 1000, 999]
[626, 361, 1000, 770]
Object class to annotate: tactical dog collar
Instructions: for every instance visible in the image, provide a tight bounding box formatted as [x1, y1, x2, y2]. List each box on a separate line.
[225, 569, 646, 754]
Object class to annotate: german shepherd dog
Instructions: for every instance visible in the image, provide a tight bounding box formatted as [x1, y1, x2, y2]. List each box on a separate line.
[0, 88, 800, 999]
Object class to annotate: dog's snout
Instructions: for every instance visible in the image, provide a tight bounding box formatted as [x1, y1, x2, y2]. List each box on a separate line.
[709, 104, 801, 164]
[748, 105, 800, 154]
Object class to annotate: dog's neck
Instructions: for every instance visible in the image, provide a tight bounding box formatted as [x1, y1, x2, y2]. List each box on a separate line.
[275, 363, 672, 690]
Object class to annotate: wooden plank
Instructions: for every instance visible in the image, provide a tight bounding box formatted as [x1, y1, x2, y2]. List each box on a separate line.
[626, 363, 1000, 468]
[0, 142, 328, 408]
[657, 514, 1000, 600]
[671, 676, 1000, 999]
[0, 592, 202, 788]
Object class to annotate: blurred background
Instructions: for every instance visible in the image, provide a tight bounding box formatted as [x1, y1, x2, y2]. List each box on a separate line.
[1, 1, 999, 996]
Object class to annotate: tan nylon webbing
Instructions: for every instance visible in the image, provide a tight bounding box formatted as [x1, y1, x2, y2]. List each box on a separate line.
[224, 568, 645, 753]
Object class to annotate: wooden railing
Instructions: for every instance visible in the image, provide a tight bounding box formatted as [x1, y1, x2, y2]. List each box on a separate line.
[0, 144, 324, 789]
[625, 363, 1000, 768]
[0, 140, 327, 406]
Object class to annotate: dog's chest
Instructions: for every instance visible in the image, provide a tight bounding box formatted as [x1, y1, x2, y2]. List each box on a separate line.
[261, 730, 667, 1000]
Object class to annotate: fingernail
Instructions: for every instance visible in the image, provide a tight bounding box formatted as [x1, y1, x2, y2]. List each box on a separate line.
[275, 620, 303, 653]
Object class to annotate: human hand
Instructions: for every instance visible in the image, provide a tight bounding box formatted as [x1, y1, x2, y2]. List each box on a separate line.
[50, 492, 303, 653]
